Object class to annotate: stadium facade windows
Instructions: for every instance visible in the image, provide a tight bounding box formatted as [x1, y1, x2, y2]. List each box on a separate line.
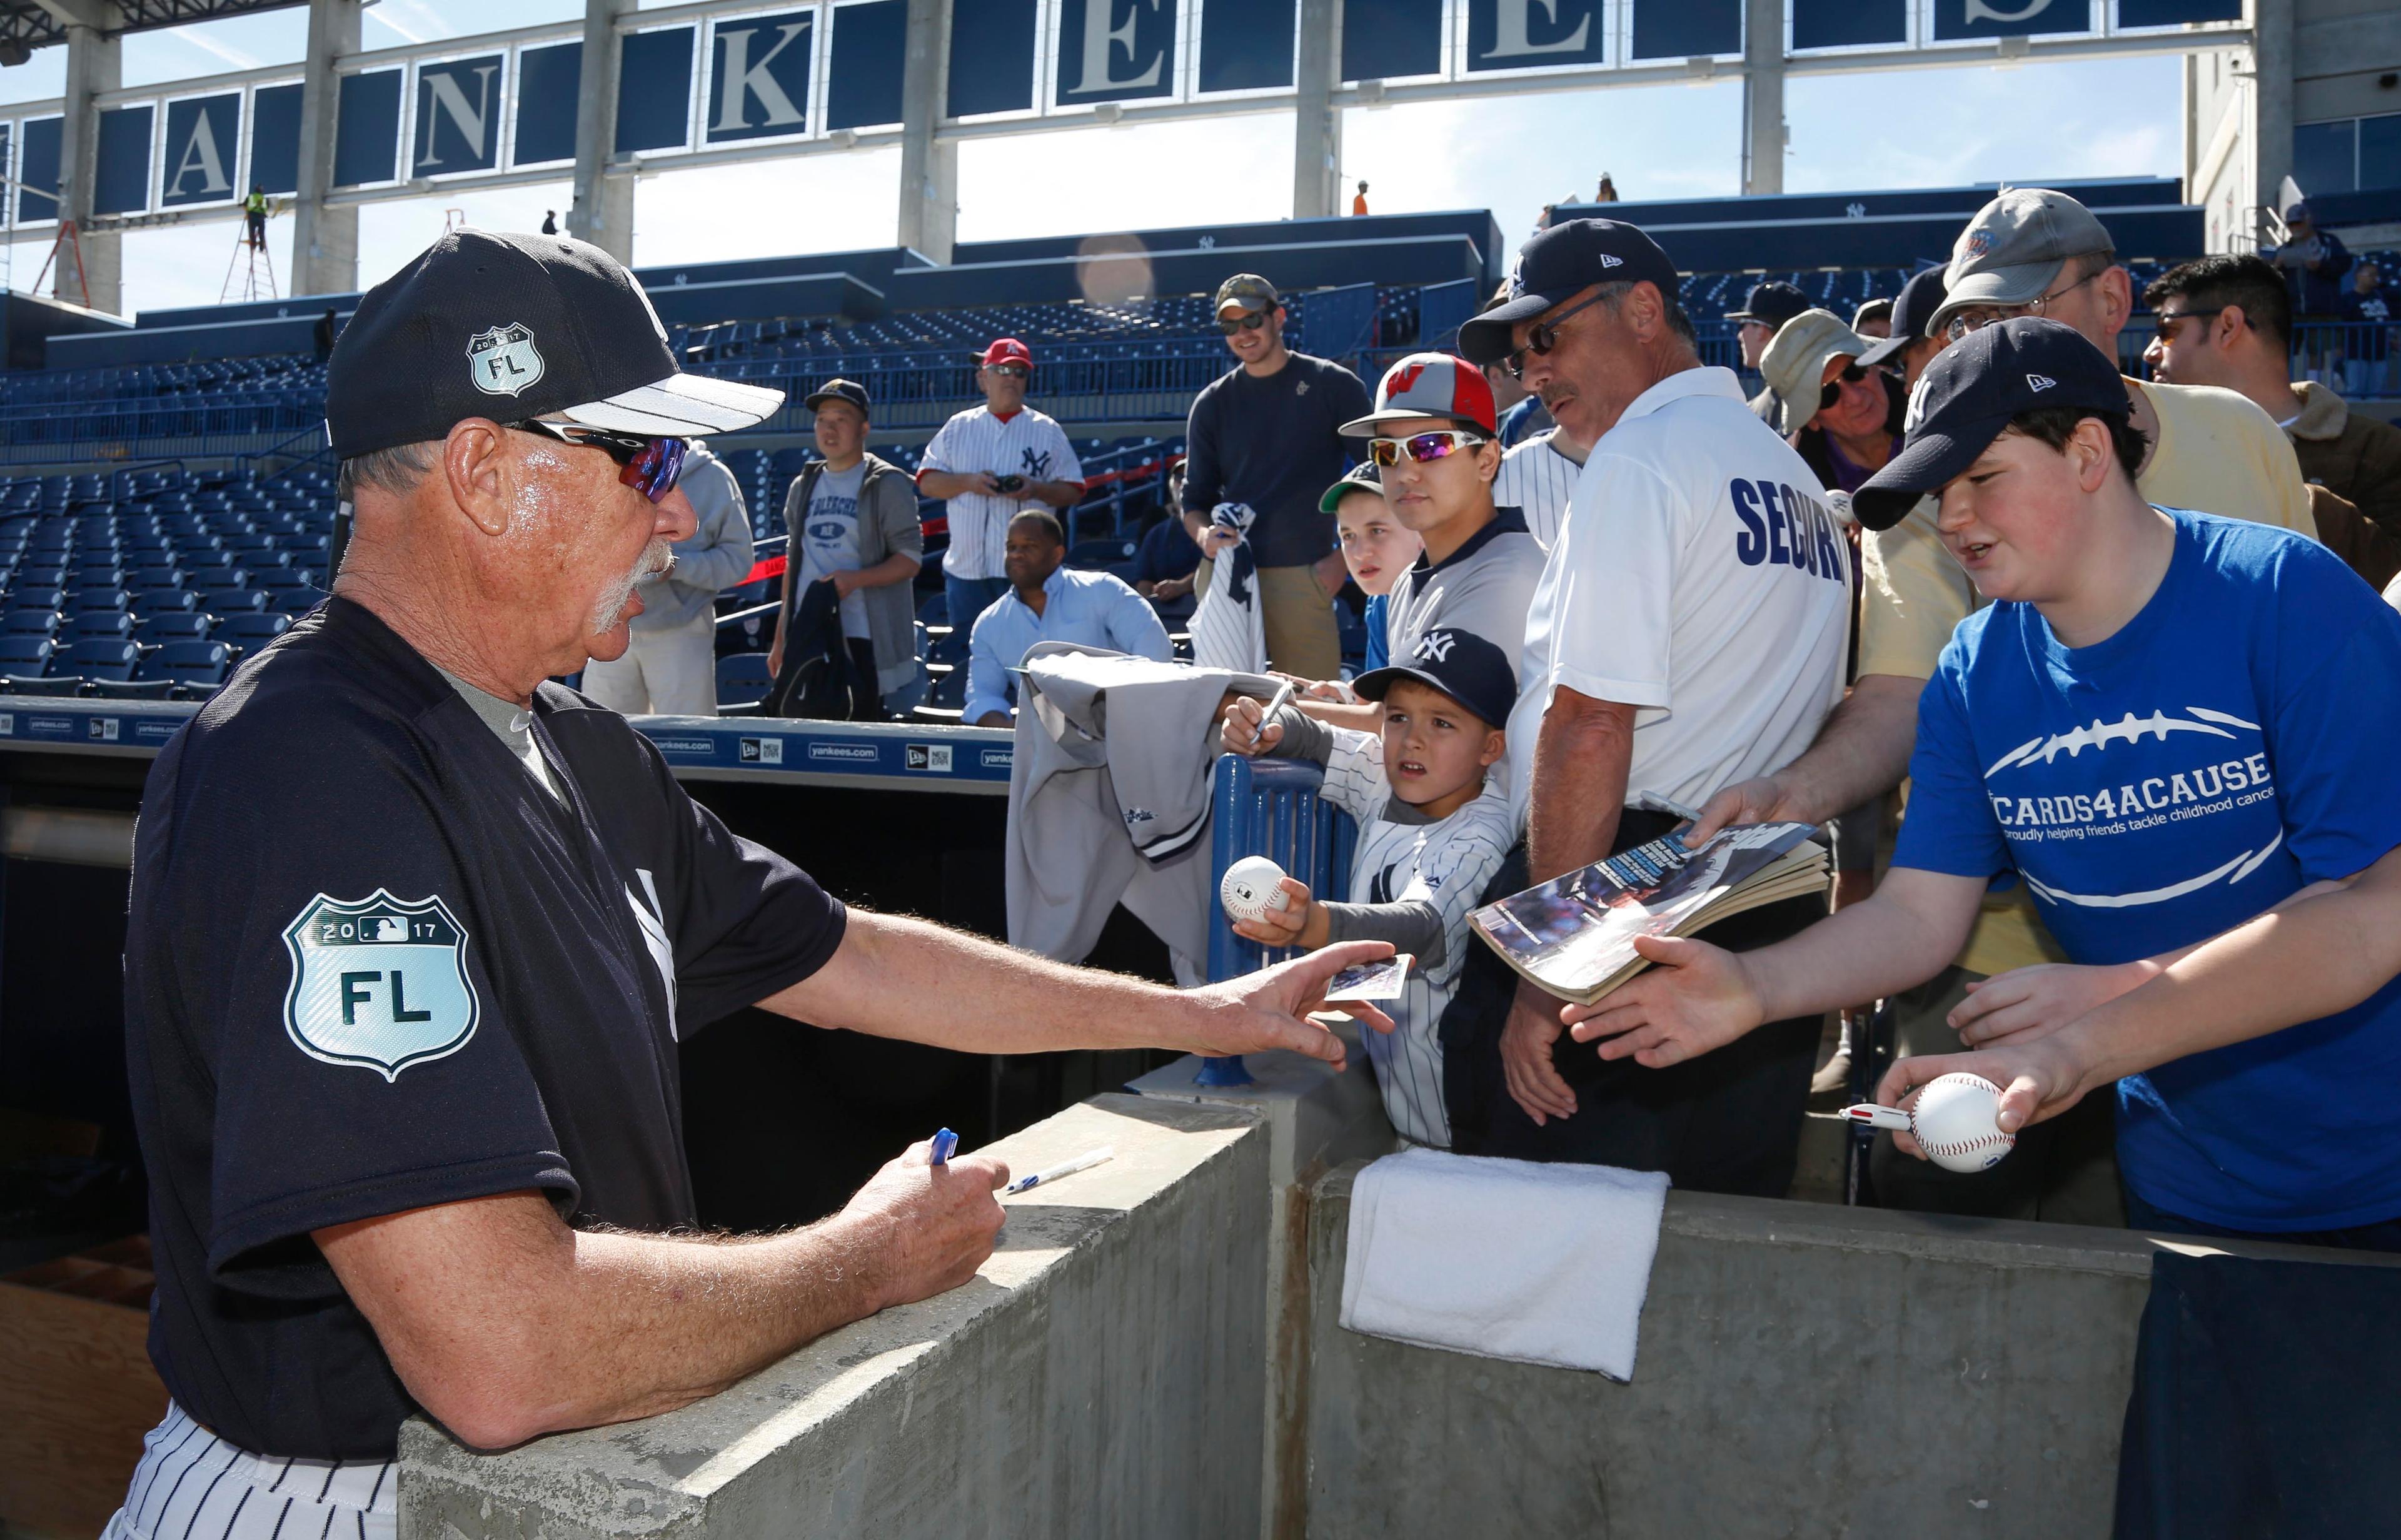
[2295, 113, 2401, 198]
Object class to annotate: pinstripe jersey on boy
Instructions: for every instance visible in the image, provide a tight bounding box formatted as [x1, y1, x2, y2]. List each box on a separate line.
[919, 405, 1082, 580]
[1314, 727, 1514, 1148]
[1492, 430, 1584, 549]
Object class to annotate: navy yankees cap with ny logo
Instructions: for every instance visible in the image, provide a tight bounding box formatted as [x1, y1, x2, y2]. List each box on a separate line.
[1352, 625, 1519, 730]
[325, 228, 784, 461]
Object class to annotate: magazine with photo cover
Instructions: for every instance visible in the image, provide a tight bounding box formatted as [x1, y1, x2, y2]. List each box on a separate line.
[1469, 823, 1830, 1005]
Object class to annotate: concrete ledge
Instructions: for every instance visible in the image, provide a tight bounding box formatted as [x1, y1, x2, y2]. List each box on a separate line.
[400, 1095, 1269, 1539]
[1304, 1163, 2401, 1539]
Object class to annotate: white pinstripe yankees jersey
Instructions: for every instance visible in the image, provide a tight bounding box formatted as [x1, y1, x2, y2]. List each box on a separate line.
[1492, 430, 1584, 550]
[920, 405, 1083, 580]
[1317, 727, 1515, 1149]
[104, 1403, 395, 1540]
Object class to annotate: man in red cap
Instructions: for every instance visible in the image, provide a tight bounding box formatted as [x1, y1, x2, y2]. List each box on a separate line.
[919, 338, 1088, 647]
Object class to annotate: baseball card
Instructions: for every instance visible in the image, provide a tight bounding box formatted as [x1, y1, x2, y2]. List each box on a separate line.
[1322, 954, 1413, 1002]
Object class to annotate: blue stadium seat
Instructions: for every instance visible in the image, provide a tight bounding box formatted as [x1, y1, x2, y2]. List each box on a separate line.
[265, 587, 321, 615]
[132, 565, 184, 590]
[3, 609, 58, 635]
[134, 613, 209, 645]
[99, 639, 231, 700]
[9, 586, 65, 613]
[134, 587, 195, 613]
[201, 588, 265, 613]
[218, 612, 289, 647]
[0, 635, 55, 688]
[71, 588, 129, 613]
[1069, 538, 1137, 569]
[716, 652, 774, 713]
[69, 611, 133, 640]
[58, 637, 139, 687]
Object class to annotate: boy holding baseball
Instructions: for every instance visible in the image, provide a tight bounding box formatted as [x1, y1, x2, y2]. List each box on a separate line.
[1561, 318, 2401, 1248]
[1221, 627, 1518, 1148]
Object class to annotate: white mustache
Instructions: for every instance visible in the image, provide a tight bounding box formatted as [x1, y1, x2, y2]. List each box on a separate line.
[591, 538, 677, 633]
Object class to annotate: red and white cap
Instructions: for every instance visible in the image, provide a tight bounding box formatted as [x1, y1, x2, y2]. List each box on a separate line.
[1338, 351, 1497, 438]
[980, 337, 1034, 367]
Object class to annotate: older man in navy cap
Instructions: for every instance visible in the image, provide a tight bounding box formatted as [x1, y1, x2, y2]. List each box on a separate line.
[105, 229, 1391, 1535]
[1444, 220, 1852, 1194]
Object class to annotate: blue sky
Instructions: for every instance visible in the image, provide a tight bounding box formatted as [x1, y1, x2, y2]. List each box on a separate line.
[0, 1, 2184, 316]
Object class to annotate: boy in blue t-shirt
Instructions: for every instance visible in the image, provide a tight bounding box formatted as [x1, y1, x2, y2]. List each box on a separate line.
[1554, 318, 2401, 1247]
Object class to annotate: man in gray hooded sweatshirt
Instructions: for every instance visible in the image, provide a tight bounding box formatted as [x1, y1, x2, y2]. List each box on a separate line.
[581, 441, 753, 715]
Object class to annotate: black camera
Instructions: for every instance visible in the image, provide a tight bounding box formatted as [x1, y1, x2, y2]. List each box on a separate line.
[992, 473, 1027, 494]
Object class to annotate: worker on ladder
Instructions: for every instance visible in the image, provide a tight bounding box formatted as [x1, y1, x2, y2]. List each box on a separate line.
[244, 184, 268, 251]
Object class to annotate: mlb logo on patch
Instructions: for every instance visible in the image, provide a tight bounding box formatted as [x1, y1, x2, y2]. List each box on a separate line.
[466, 322, 545, 397]
[905, 743, 954, 773]
[738, 736, 784, 765]
[283, 890, 478, 1082]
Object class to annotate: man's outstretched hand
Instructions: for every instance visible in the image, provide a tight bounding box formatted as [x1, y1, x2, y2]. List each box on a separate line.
[1562, 934, 1767, 1067]
[1188, 940, 1398, 1070]
[1683, 772, 1805, 845]
[1875, 1036, 2093, 1155]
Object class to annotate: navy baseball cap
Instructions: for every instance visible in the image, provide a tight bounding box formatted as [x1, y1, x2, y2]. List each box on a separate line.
[1852, 317, 2129, 533]
[1457, 219, 1681, 367]
[1353, 625, 1518, 730]
[1726, 280, 1810, 328]
[804, 378, 871, 418]
[1319, 460, 1382, 515]
[1858, 266, 1950, 369]
[326, 228, 782, 460]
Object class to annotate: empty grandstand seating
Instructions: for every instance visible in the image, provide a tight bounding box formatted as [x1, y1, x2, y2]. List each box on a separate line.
[0, 464, 338, 697]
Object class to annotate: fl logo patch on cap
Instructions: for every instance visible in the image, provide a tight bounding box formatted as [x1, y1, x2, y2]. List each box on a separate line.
[466, 322, 545, 397]
[283, 890, 480, 1081]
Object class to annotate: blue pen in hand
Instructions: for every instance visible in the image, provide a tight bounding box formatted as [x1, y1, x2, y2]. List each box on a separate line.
[928, 1128, 959, 1166]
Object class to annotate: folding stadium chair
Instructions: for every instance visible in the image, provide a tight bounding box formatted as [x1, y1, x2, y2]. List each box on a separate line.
[100, 640, 231, 701]
[266, 588, 322, 617]
[8, 588, 68, 617]
[233, 548, 291, 577]
[0, 635, 56, 690]
[201, 588, 266, 615]
[134, 613, 209, 645]
[715, 653, 775, 715]
[71, 588, 128, 615]
[69, 611, 133, 642]
[217, 612, 289, 649]
[56, 638, 139, 692]
[133, 588, 196, 616]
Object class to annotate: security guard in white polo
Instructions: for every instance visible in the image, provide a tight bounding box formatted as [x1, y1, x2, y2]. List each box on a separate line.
[1451, 219, 1851, 1192]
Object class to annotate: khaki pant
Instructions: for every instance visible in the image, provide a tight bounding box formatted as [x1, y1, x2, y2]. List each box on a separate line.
[1195, 558, 1342, 680]
[583, 608, 720, 716]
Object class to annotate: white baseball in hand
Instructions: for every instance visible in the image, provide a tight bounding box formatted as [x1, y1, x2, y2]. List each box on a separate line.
[1221, 857, 1292, 924]
[1909, 1074, 2016, 1174]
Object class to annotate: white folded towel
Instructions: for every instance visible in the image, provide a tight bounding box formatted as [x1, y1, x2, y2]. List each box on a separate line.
[1339, 1146, 1671, 1380]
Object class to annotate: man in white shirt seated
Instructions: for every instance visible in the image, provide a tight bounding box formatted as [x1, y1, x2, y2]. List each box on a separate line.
[965, 511, 1173, 727]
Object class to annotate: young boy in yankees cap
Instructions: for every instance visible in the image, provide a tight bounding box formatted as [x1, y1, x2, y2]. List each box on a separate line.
[1219, 627, 1519, 1149]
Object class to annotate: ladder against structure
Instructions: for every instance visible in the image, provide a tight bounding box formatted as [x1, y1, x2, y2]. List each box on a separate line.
[221, 221, 279, 304]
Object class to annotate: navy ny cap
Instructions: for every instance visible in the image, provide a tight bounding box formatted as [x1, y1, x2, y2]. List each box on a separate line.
[1726, 279, 1810, 328]
[1457, 219, 1681, 367]
[1353, 625, 1518, 730]
[1853, 316, 2128, 533]
[1858, 265, 1950, 368]
[326, 228, 783, 461]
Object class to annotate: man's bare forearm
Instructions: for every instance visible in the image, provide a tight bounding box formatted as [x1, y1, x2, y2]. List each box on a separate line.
[320, 1192, 897, 1449]
[763, 908, 1234, 1055]
[1525, 688, 1638, 881]
[1743, 868, 1986, 1023]
[1767, 674, 1923, 825]
[916, 470, 979, 500]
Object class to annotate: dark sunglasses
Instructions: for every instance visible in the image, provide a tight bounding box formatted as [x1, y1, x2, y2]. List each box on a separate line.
[1503, 290, 1609, 380]
[1367, 430, 1487, 468]
[984, 362, 1030, 378]
[509, 418, 688, 503]
[1817, 364, 1870, 412]
[1217, 310, 1271, 335]
[2152, 304, 2230, 344]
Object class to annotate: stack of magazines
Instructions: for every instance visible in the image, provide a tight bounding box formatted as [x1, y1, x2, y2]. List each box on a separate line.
[1469, 823, 1830, 1005]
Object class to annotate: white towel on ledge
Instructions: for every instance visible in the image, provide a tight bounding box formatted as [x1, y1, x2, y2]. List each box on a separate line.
[1339, 1146, 1671, 1380]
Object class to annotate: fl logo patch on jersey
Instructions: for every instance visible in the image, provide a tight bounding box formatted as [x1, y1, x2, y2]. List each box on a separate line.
[282, 891, 480, 1081]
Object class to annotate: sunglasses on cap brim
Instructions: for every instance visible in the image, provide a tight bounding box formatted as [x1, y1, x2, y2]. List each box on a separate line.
[1367, 429, 1488, 468]
[509, 418, 688, 503]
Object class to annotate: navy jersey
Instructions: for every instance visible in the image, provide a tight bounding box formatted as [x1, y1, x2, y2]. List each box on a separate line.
[124, 598, 845, 1459]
